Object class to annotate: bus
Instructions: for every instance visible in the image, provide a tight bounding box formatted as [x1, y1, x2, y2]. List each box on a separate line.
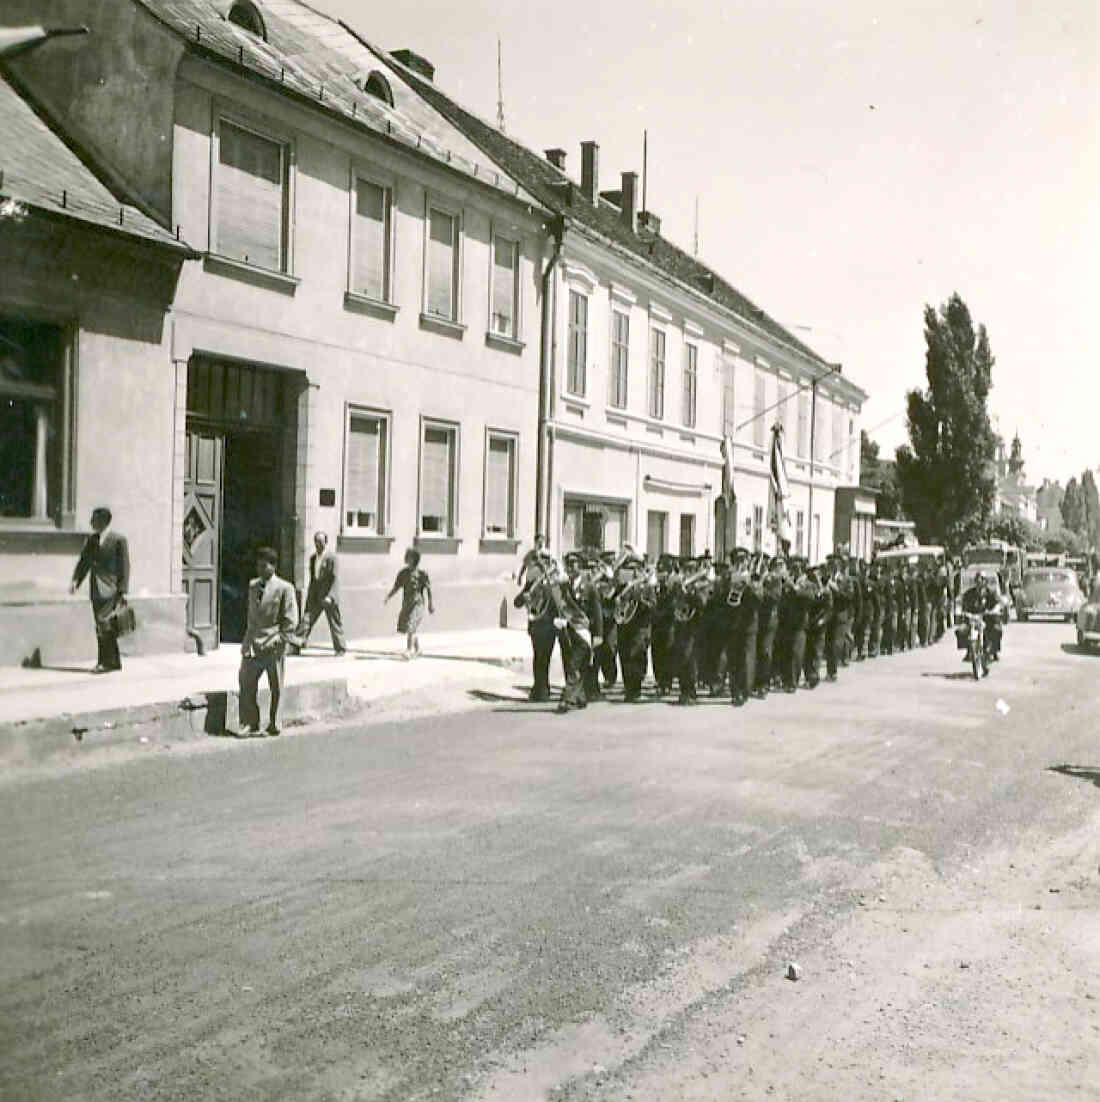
[962, 540, 1024, 596]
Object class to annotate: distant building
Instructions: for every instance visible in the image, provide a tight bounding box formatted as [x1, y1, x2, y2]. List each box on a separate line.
[991, 434, 1037, 524]
[1035, 479, 1063, 534]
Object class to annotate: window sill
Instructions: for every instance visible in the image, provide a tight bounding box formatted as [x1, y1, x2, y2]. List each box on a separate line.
[0, 523, 88, 550]
[414, 536, 461, 554]
[204, 253, 300, 294]
[479, 537, 520, 554]
[337, 534, 394, 553]
[485, 330, 525, 354]
[419, 313, 466, 339]
[343, 292, 399, 320]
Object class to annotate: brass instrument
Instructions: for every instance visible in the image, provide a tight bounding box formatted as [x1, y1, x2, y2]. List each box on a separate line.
[673, 566, 712, 622]
[613, 566, 657, 625]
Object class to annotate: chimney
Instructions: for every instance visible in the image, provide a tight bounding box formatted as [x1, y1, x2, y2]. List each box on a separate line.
[620, 171, 638, 232]
[545, 148, 567, 171]
[581, 141, 599, 205]
[390, 49, 435, 82]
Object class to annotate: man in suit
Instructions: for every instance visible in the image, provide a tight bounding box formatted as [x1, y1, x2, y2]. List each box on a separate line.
[70, 506, 130, 673]
[292, 531, 346, 655]
[239, 546, 299, 736]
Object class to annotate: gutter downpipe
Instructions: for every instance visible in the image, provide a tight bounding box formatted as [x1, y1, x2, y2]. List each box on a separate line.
[537, 217, 565, 545]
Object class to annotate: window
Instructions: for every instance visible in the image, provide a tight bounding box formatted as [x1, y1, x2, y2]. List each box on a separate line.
[567, 290, 587, 396]
[646, 510, 667, 561]
[752, 504, 764, 551]
[214, 116, 289, 272]
[609, 309, 629, 408]
[350, 176, 392, 302]
[419, 420, 458, 536]
[679, 513, 695, 557]
[343, 408, 388, 535]
[753, 370, 767, 448]
[484, 432, 517, 538]
[0, 318, 64, 520]
[832, 404, 844, 470]
[721, 360, 735, 438]
[812, 512, 821, 562]
[780, 381, 795, 445]
[682, 344, 698, 428]
[490, 235, 519, 339]
[228, 1, 266, 38]
[797, 390, 809, 458]
[364, 71, 393, 106]
[425, 205, 460, 321]
[648, 328, 666, 419]
[813, 398, 827, 464]
[795, 509, 805, 556]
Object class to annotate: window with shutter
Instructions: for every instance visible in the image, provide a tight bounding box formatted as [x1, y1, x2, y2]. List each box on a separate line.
[215, 119, 286, 271]
[343, 411, 387, 534]
[420, 423, 457, 535]
[351, 178, 390, 302]
[814, 399, 827, 463]
[721, 360, 736, 438]
[646, 510, 667, 561]
[832, 404, 844, 469]
[753, 370, 767, 448]
[485, 433, 516, 537]
[609, 310, 629, 408]
[567, 291, 587, 396]
[797, 391, 809, 458]
[682, 344, 697, 428]
[427, 208, 457, 319]
[648, 328, 665, 419]
[491, 237, 518, 337]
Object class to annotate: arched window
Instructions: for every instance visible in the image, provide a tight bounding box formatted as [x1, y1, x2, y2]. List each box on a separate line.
[228, 1, 266, 40]
[364, 71, 394, 107]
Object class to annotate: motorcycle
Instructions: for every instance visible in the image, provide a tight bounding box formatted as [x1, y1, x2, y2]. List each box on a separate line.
[959, 611, 992, 679]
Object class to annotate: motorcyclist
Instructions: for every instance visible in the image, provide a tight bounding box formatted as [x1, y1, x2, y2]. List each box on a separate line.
[959, 570, 1003, 662]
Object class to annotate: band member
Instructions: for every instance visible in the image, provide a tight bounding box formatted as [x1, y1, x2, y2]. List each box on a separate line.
[804, 566, 831, 688]
[825, 556, 851, 682]
[866, 562, 884, 658]
[728, 548, 761, 707]
[755, 555, 784, 699]
[880, 563, 896, 655]
[594, 550, 620, 692]
[668, 557, 713, 705]
[612, 552, 657, 702]
[850, 558, 867, 660]
[783, 559, 815, 691]
[554, 552, 598, 712]
[514, 549, 558, 702]
[650, 553, 680, 697]
[576, 555, 607, 702]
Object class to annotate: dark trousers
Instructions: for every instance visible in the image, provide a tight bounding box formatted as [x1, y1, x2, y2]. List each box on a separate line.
[93, 603, 121, 670]
[880, 610, 894, 654]
[868, 608, 883, 656]
[618, 623, 650, 700]
[785, 628, 806, 689]
[917, 603, 930, 646]
[559, 630, 591, 709]
[528, 619, 557, 701]
[671, 621, 700, 702]
[804, 626, 825, 687]
[297, 598, 346, 652]
[756, 612, 778, 693]
[730, 627, 757, 703]
[239, 652, 285, 731]
[595, 623, 618, 689]
[651, 619, 675, 694]
[826, 612, 850, 677]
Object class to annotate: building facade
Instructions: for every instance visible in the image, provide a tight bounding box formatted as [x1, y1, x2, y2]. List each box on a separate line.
[1, 0, 548, 662]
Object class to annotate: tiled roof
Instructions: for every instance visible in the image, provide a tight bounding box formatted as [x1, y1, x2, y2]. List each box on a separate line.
[0, 76, 192, 251]
[134, 0, 539, 206]
[359, 38, 831, 369]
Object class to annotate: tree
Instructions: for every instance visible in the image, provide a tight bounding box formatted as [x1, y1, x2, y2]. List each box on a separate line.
[1045, 528, 1088, 555]
[1061, 477, 1084, 534]
[895, 294, 997, 552]
[1082, 469, 1100, 549]
[989, 513, 1043, 550]
[859, 429, 902, 520]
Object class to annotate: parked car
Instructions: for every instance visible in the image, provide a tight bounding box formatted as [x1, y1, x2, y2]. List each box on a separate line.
[1015, 568, 1085, 623]
[1076, 582, 1100, 650]
[956, 566, 1012, 624]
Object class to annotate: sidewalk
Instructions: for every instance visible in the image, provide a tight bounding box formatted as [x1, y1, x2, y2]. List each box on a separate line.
[0, 629, 535, 769]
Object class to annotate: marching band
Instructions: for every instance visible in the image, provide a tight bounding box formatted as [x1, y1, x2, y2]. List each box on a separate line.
[514, 544, 955, 712]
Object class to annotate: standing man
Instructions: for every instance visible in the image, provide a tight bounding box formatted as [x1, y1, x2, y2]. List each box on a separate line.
[293, 531, 346, 655]
[555, 552, 596, 713]
[70, 506, 130, 673]
[239, 547, 298, 736]
[514, 549, 557, 703]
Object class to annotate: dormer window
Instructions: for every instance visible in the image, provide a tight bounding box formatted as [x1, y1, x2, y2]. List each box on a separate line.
[364, 71, 394, 107]
[228, 1, 266, 40]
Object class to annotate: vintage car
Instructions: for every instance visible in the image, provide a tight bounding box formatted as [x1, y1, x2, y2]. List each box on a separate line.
[956, 566, 1012, 623]
[1076, 582, 1100, 650]
[1014, 568, 1085, 622]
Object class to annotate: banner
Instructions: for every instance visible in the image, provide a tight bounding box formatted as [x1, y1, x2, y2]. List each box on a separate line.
[769, 424, 791, 546]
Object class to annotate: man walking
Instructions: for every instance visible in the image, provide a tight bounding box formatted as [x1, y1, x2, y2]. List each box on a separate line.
[70, 506, 130, 673]
[293, 531, 346, 655]
[239, 547, 298, 736]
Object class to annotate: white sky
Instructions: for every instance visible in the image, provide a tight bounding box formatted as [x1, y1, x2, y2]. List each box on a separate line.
[317, 0, 1099, 485]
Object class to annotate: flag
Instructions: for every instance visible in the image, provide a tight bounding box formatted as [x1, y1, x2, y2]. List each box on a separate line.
[769, 423, 791, 546]
[720, 436, 736, 507]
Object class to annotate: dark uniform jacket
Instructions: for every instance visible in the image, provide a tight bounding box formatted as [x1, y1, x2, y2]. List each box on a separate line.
[73, 530, 130, 613]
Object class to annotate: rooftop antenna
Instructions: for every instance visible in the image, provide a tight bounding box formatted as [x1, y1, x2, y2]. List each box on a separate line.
[693, 195, 700, 257]
[496, 36, 506, 132]
[642, 129, 648, 213]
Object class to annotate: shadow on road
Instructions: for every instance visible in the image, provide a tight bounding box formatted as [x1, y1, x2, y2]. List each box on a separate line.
[921, 671, 983, 681]
[1059, 643, 1098, 657]
[1047, 765, 1100, 789]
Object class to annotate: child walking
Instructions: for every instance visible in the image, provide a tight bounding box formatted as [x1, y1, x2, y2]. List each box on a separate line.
[385, 548, 434, 658]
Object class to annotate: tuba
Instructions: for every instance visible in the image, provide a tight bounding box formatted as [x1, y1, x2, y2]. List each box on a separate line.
[614, 566, 657, 625]
[727, 568, 751, 606]
[674, 566, 712, 622]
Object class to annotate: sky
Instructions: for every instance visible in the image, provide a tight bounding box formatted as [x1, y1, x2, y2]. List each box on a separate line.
[316, 0, 1099, 485]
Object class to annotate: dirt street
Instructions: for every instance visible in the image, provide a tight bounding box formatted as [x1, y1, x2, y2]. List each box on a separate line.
[0, 621, 1097, 1101]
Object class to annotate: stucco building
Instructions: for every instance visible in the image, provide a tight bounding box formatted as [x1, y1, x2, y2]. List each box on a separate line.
[1, 0, 548, 661]
[382, 71, 869, 564]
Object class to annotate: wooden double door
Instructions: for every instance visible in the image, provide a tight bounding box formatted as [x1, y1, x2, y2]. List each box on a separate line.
[183, 426, 282, 649]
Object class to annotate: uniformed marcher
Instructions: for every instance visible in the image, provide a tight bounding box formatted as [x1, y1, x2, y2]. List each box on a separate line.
[612, 552, 657, 702]
[728, 548, 761, 706]
[650, 553, 680, 697]
[755, 555, 784, 698]
[554, 551, 598, 712]
[804, 566, 831, 688]
[514, 549, 559, 702]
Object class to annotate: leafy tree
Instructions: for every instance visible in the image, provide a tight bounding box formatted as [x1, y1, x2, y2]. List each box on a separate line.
[1082, 469, 1100, 548]
[895, 294, 997, 552]
[859, 429, 902, 520]
[1045, 529, 1087, 555]
[1061, 477, 1084, 534]
[989, 513, 1043, 550]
